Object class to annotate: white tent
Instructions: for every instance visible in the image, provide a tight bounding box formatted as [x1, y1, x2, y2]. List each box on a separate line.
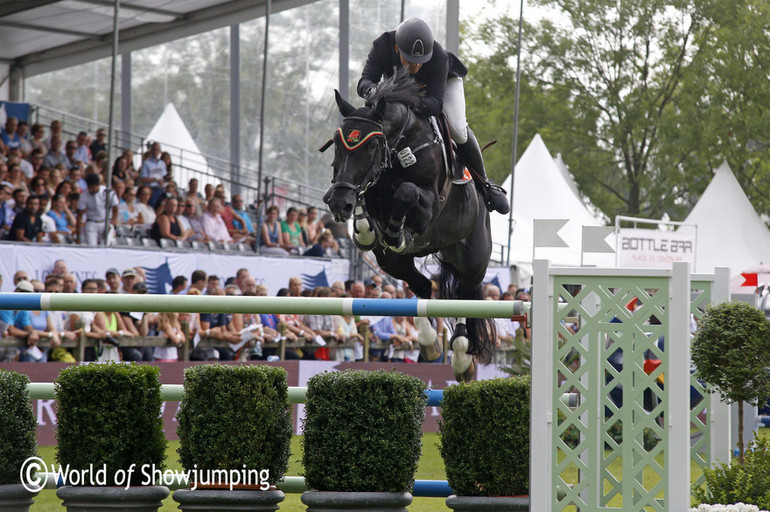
[491, 134, 610, 269]
[684, 161, 770, 277]
[137, 102, 213, 189]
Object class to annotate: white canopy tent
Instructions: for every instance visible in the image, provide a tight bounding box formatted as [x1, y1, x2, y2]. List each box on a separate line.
[492, 134, 611, 274]
[684, 161, 770, 279]
[137, 102, 215, 191]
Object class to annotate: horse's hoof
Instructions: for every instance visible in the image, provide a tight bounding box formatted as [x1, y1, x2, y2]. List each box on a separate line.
[450, 333, 474, 381]
[416, 317, 442, 361]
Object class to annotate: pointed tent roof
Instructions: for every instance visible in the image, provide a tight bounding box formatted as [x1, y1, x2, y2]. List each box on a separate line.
[684, 161, 770, 275]
[138, 102, 213, 187]
[491, 134, 610, 266]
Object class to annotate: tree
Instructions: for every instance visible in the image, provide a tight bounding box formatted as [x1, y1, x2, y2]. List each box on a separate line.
[691, 301, 770, 464]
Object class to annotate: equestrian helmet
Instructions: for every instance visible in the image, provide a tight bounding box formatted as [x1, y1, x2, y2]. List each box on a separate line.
[395, 17, 434, 64]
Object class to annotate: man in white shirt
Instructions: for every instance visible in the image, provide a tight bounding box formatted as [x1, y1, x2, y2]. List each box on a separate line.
[75, 173, 119, 245]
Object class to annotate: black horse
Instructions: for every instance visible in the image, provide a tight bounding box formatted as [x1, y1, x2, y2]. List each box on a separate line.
[322, 70, 496, 379]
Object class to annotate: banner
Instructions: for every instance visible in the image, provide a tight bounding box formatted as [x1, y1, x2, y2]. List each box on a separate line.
[617, 227, 696, 268]
[0, 244, 348, 294]
[3, 361, 510, 444]
[0, 244, 510, 294]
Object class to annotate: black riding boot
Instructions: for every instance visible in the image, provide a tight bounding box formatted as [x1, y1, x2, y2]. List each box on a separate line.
[456, 127, 510, 215]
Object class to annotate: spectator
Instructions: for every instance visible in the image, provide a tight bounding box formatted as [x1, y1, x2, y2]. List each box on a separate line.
[203, 183, 215, 203]
[160, 152, 173, 181]
[11, 280, 46, 362]
[171, 275, 188, 295]
[44, 120, 63, 153]
[90, 128, 107, 158]
[6, 163, 27, 192]
[188, 270, 207, 293]
[321, 210, 350, 245]
[7, 194, 43, 242]
[16, 121, 32, 156]
[43, 276, 77, 363]
[185, 178, 204, 217]
[44, 137, 71, 168]
[139, 141, 167, 204]
[118, 187, 144, 226]
[336, 308, 363, 361]
[51, 259, 68, 277]
[0, 117, 20, 151]
[226, 194, 256, 245]
[135, 185, 156, 227]
[75, 173, 119, 245]
[62, 272, 78, 293]
[68, 167, 86, 193]
[9, 148, 33, 180]
[121, 149, 138, 179]
[234, 268, 251, 293]
[150, 196, 192, 244]
[242, 276, 258, 295]
[280, 207, 304, 254]
[259, 205, 290, 256]
[37, 195, 59, 243]
[205, 275, 220, 295]
[28, 124, 47, 155]
[288, 276, 303, 297]
[104, 268, 121, 293]
[371, 315, 418, 363]
[303, 287, 338, 359]
[201, 198, 233, 244]
[112, 156, 130, 182]
[30, 151, 46, 180]
[330, 281, 346, 297]
[154, 312, 185, 362]
[302, 230, 335, 257]
[0, 184, 13, 238]
[91, 294, 136, 362]
[73, 131, 91, 164]
[304, 206, 324, 245]
[121, 268, 138, 293]
[29, 176, 49, 203]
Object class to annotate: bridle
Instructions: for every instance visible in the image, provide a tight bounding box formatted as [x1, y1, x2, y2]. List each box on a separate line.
[323, 115, 390, 200]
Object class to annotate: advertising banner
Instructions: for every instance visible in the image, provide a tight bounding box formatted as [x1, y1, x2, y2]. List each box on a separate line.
[617, 228, 696, 268]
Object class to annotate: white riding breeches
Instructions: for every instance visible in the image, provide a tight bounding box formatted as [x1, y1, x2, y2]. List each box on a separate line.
[443, 77, 468, 144]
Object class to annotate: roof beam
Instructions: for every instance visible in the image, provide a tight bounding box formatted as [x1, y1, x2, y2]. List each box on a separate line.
[0, 0, 62, 17]
[18, 0, 310, 77]
[0, 20, 100, 39]
[74, 0, 182, 18]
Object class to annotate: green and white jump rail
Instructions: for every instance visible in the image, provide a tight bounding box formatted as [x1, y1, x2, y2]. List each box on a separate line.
[0, 293, 530, 318]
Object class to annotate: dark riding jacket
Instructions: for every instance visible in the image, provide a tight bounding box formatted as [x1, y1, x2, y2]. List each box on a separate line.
[357, 31, 468, 118]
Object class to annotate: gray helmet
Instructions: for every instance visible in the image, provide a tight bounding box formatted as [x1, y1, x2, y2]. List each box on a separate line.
[395, 18, 434, 64]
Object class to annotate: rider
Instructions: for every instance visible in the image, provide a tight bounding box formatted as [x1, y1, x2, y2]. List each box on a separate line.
[357, 17, 510, 215]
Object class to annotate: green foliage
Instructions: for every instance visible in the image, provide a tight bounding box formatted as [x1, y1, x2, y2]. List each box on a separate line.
[176, 364, 291, 485]
[439, 377, 530, 496]
[691, 301, 770, 407]
[693, 436, 770, 509]
[0, 370, 37, 485]
[302, 370, 427, 493]
[55, 363, 166, 486]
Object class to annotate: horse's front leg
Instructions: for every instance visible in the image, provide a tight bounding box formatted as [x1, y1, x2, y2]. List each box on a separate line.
[383, 182, 433, 252]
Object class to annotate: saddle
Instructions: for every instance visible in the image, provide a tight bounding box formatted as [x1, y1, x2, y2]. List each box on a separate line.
[429, 114, 472, 183]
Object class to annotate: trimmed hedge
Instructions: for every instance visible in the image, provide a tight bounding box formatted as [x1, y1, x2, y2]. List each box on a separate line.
[440, 376, 530, 496]
[55, 363, 166, 486]
[176, 364, 291, 486]
[302, 370, 427, 493]
[0, 369, 37, 485]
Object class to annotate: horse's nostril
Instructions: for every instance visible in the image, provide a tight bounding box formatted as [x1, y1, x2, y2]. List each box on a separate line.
[342, 203, 354, 217]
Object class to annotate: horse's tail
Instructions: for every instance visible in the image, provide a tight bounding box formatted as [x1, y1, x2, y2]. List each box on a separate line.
[436, 257, 496, 365]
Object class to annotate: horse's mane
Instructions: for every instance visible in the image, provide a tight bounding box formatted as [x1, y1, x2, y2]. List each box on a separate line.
[366, 67, 422, 107]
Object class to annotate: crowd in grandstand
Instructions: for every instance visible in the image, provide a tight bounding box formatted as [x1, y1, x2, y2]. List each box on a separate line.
[0, 259, 529, 364]
[0, 117, 345, 256]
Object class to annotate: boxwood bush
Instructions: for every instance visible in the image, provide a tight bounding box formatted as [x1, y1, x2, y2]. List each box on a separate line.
[440, 376, 530, 496]
[176, 364, 291, 486]
[55, 363, 166, 486]
[0, 369, 37, 485]
[302, 369, 427, 493]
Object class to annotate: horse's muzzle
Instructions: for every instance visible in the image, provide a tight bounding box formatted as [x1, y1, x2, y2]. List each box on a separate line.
[323, 185, 356, 223]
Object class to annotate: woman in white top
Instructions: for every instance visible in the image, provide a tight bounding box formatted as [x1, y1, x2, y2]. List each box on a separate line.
[135, 185, 156, 227]
[155, 312, 185, 362]
[335, 313, 362, 362]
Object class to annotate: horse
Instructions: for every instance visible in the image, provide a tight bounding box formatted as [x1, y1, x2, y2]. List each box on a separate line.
[321, 69, 496, 380]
